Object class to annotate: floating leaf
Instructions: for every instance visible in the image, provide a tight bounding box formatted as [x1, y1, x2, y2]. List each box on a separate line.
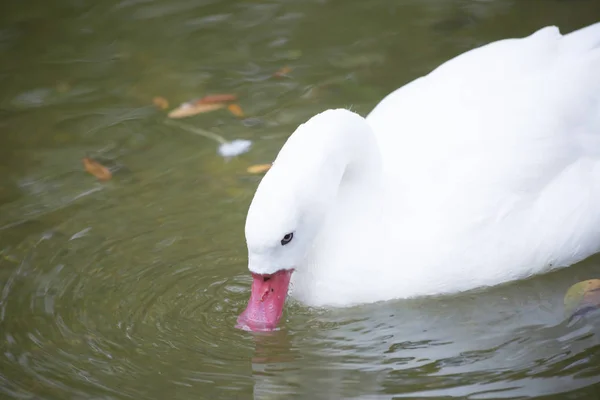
[83, 157, 112, 181]
[218, 139, 252, 158]
[168, 102, 225, 119]
[564, 279, 600, 318]
[196, 94, 237, 104]
[274, 66, 292, 78]
[153, 96, 169, 110]
[166, 94, 238, 119]
[227, 103, 244, 118]
[247, 164, 272, 174]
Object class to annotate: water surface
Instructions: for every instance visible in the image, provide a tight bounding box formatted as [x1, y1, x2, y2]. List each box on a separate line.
[2, 0, 600, 398]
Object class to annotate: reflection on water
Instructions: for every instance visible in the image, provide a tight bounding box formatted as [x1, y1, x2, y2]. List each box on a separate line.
[1, 0, 600, 398]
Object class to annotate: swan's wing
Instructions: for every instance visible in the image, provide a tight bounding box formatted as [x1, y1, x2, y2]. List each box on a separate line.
[367, 23, 600, 270]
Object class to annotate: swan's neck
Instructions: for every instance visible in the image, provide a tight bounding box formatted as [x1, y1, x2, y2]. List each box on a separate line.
[277, 110, 384, 296]
[274, 109, 383, 210]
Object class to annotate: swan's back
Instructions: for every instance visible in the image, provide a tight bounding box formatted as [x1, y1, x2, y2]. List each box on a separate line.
[362, 23, 600, 297]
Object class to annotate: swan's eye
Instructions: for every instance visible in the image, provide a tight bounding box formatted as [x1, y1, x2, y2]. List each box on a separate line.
[281, 232, 294, 246]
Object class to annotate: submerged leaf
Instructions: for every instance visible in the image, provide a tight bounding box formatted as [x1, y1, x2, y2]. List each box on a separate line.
[564, 279, 600, 318]
[83, 157, 112, 181]
[247, 164, 272, 174]
[227, 103, 244, 117]
[197, 94, 237, 104]
[168, 102, 225, 119]
[274, 66, 292, 78]
[153, 96, 169, 110]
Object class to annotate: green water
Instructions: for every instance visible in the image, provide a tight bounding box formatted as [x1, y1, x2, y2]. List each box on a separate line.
[2, 0, 600, 398]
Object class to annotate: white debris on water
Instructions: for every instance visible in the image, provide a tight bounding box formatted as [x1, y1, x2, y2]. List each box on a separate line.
[218, 139, 252, 158]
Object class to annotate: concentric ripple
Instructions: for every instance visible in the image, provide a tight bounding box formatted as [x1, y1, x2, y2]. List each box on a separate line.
[0, 206, 256, 398]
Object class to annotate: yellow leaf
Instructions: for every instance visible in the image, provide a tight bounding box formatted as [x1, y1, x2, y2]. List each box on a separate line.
[83, 158, 112, 181]
[197, 94, 237, 104]
[227, 103, 244, 118]
[168, 102, 225, 119]
[564, 279, 600, 317]
[274, 66, 292, 78]
[247, 164, 272, 174]
[153, 96, 169, 110]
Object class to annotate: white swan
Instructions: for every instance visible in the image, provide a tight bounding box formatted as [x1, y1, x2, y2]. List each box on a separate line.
[237, 22, 600, 331]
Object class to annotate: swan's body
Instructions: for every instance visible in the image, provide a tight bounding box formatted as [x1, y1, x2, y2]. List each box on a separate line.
[237, 23, 600, 331]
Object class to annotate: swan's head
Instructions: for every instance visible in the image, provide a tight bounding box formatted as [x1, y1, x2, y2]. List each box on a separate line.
[237, 110, 360, 331]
